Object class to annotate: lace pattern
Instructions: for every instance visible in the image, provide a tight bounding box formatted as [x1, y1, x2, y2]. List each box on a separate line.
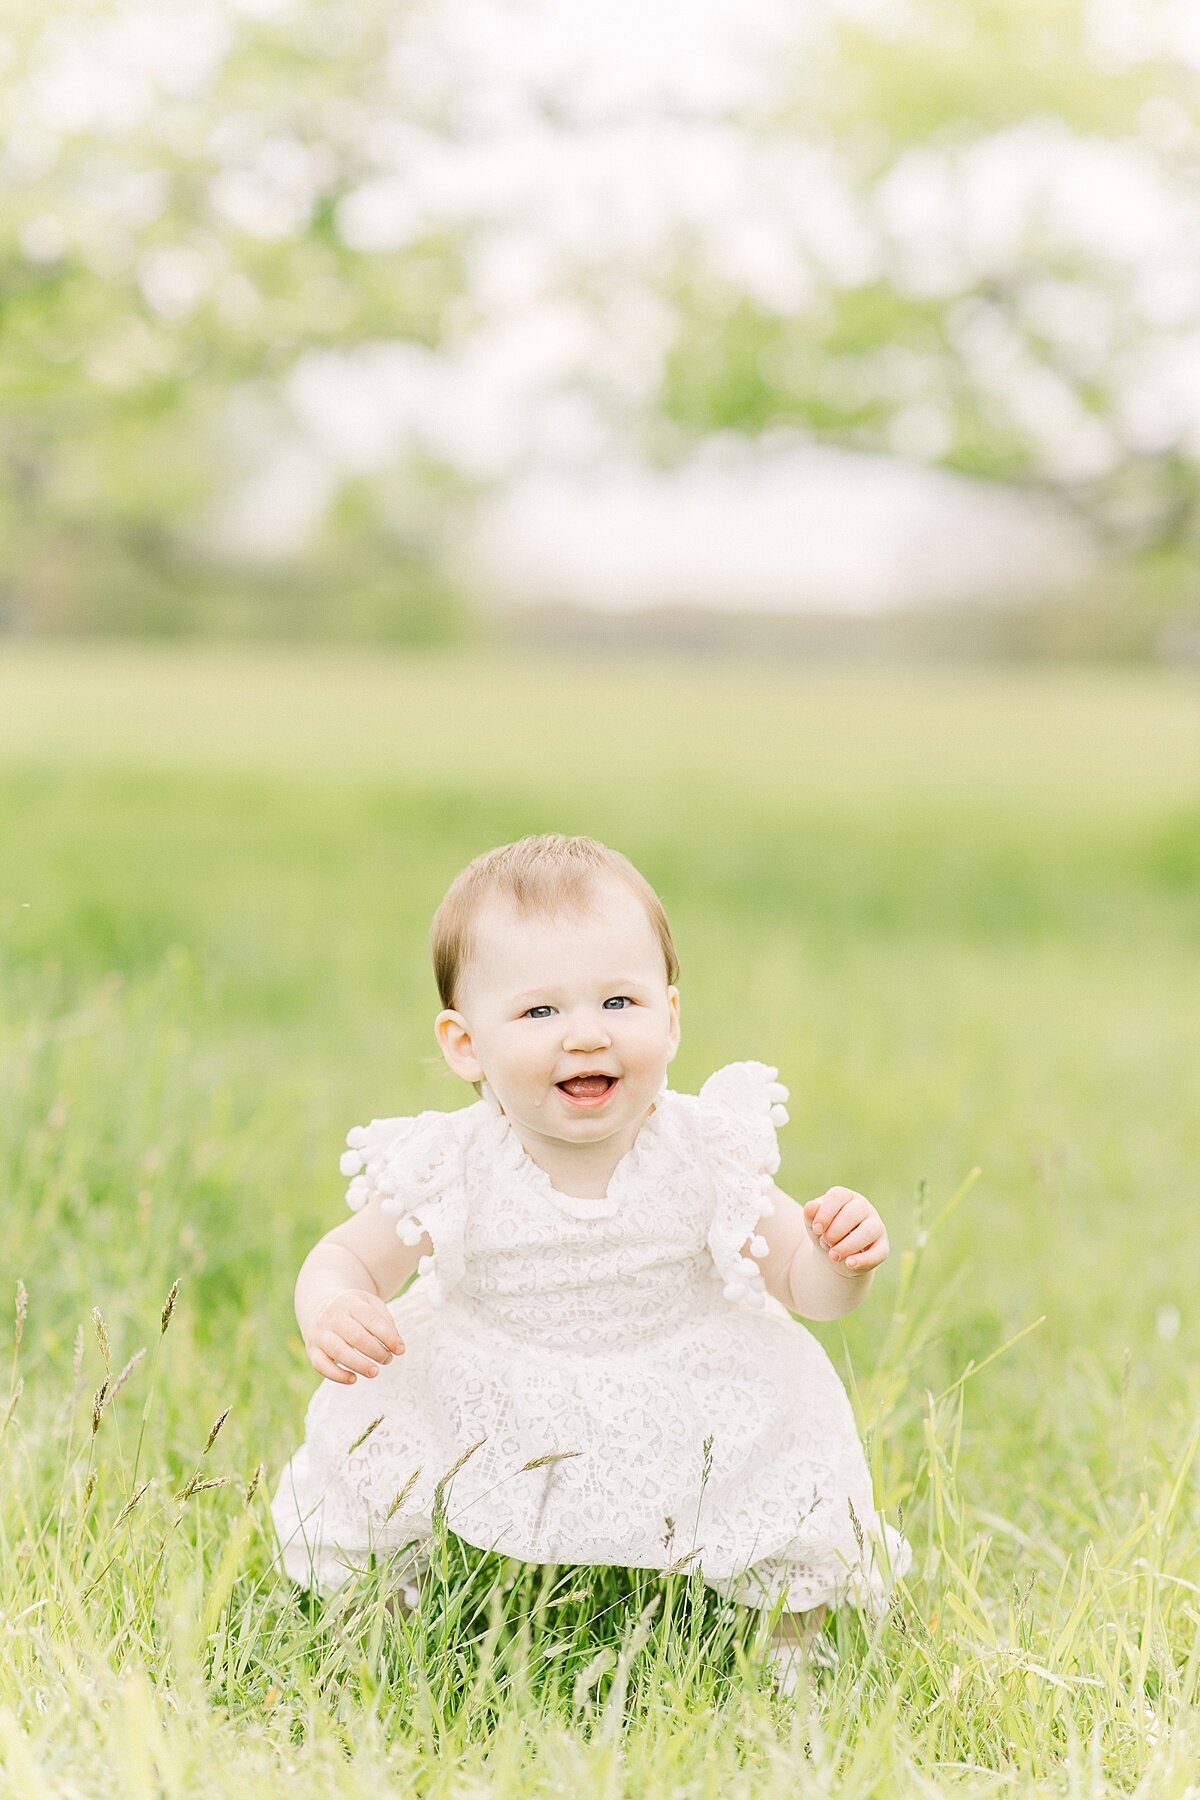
[273, 1062, 913, 1611]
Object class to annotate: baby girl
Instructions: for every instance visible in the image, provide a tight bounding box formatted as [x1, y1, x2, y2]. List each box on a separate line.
[271, 834, 910, 1686]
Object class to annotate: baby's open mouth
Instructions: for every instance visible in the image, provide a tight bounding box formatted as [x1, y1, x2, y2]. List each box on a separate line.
[556, 1074, 618, 1106]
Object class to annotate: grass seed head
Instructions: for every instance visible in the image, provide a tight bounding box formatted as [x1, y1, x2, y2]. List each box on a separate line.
[91, 1307, 111, 1371]
[661, 1547, 703, 1576]
[203, 1404, 232, 1455]
[244, 1463, 264, 1504]
[91, 1378, 109, 1436]
[114, 1482, 150, 1529]
[347, 1414, 383, 1454]
[110, 1347, 146, 1401]
[518, 1449, 582, 1471]
[431, 1436, 486, 1526]
[160, 1279, 180, 1335]
[385, 1466, 423, 1521]
[176, 1473, 232, 1502]
[14, 1279, 27, 1350]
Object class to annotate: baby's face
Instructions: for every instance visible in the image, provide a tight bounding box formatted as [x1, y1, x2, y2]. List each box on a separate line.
[437, 875, 680, 1156]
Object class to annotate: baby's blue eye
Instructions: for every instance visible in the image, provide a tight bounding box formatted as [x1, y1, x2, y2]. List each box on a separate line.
[603, 996, 633, 1010]
[525, 1005, 555, 1020]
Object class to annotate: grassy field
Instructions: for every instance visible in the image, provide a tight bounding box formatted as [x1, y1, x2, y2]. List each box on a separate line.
[1, 642, 1198, 1796]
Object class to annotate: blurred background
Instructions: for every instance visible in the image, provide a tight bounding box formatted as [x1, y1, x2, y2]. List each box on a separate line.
[4, 0, 1200, 659]
[2, 12, 1200, 1752]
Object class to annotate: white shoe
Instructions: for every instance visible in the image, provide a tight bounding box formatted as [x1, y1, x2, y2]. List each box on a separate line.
[766, 1632, 838, 1696]
[766, 1642, 804, 1697]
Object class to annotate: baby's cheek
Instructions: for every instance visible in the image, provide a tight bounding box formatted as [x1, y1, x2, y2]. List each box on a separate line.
[496, 1036, 553, 1093]
[639, 1007, 674, 1049]
[626, 1027, 672, 1084]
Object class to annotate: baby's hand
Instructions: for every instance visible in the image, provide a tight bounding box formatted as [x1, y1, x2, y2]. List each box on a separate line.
[803, 1188, 889, 1274]
[306, 1289, 406, 1385]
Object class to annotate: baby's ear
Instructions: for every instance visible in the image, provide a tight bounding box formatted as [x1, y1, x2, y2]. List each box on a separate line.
[665, 986, 681, 1061]
[435, 1010, 484, 1084]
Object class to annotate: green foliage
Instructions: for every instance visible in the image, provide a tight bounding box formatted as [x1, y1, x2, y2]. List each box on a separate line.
[659, 0, 1200, 557]
[0, 0, 467, 637]
[819, 0, 1162, 145]
[5, 0, 1200, 640]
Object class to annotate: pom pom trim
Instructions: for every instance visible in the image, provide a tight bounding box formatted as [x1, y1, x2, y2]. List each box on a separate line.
[700, 1060, 788, 1312]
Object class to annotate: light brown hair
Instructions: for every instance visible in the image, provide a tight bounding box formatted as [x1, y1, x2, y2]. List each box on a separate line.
[430, 834, 679, 1009]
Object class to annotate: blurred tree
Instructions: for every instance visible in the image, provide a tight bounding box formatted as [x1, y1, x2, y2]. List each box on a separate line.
[0, 0, 468, 636]
[658, 0, 1200, 563]
[2, 0, 1198, 639]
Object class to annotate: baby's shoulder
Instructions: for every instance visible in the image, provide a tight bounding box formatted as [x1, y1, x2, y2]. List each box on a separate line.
[663, 1060, 790, 1144]
[340, 1097, 491, 1213]
[668, 1061, 791, 1310]
[655, 1059, 789, 1194]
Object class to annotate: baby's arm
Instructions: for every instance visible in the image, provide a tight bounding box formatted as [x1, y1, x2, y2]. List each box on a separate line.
[295, 1197, 431, 1384]
[745, 1183, 887, 1321]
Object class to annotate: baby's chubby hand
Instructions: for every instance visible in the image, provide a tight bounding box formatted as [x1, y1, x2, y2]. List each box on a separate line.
[305, 1289, 406, 1386]
[803, 1187, 889, 1275]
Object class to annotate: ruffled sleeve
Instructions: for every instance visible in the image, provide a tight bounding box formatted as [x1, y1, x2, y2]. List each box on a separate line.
[698, 1061, 791, 1310]
[338, 1102, 485, 1308]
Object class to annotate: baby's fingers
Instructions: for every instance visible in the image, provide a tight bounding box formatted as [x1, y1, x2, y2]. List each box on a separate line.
[802, 1196, 828, 1234]
[830, 1223, 889, 1269]
[805, 1187, 859, 1237]
[310, 1346, 356, 1384]
[823, 1197, 871, 1247]
[362, 1302, 405, 1356]
[316, 1333, 387, 1379]
[339, 1315, 399, 1365]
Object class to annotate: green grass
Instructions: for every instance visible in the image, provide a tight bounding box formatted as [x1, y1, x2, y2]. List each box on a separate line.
[1, 643, 1198, 1795]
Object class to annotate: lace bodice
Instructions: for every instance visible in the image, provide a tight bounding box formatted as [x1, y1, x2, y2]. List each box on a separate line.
[339, 1060, 794, 1337]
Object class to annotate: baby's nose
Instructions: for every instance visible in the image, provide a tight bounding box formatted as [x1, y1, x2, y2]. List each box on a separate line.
[562, 1015, 612, 1052]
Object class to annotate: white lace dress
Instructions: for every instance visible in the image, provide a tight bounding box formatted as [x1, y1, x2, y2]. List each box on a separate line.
[270, 1061, 912, 1613]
